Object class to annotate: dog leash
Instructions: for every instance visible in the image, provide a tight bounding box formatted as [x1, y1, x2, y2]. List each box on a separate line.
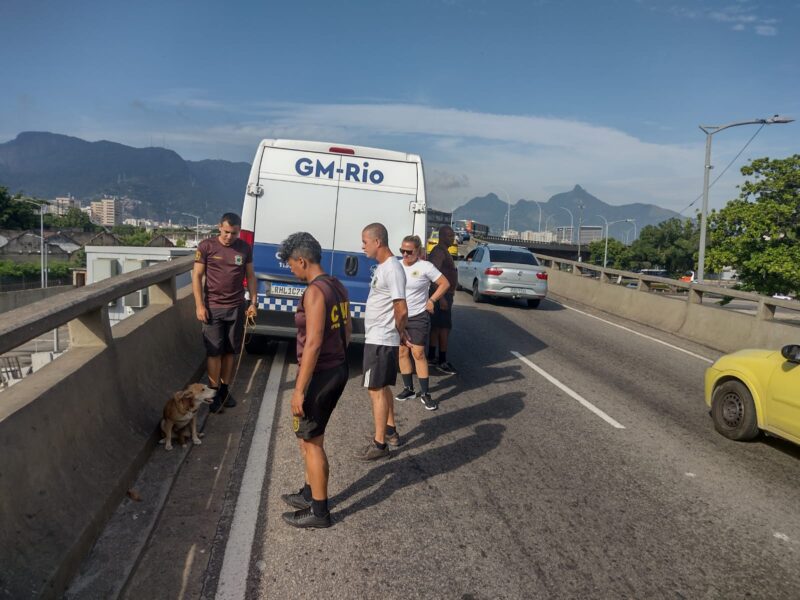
[217, 311, 257, 406]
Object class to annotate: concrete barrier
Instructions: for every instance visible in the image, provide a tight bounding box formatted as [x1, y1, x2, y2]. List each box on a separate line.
[0, 256, 203, 600]
[539, 256, 800, 353]
[0, 285, 72, 314]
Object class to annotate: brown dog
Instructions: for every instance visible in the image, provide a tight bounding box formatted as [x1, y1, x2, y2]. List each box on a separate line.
[159, 383, 216, 451]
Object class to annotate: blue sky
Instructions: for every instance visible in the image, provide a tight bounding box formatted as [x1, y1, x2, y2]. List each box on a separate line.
[1, 0, 797, 213]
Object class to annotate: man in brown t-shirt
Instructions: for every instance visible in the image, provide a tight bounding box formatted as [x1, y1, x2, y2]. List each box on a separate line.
[192, 212, 257, 413]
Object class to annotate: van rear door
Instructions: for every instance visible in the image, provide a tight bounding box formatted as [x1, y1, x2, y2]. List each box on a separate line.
[330, 157, 420, 305]
[253, 148, 342, 293]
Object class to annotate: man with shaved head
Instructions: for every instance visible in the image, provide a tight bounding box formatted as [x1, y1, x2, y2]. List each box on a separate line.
[357, 222, 408, 460]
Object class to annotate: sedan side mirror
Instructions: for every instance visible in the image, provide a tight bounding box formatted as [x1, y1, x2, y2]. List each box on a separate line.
[780, 344, 800, 363]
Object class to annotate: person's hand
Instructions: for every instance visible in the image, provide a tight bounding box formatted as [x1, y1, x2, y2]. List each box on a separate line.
[425, 299, 435, 314]
[196, 306, 209, 323]
[291, 390, 305, 417]
[246, 303, 257, 319]
[438, 296, 449, 310]
[401, 329, 413, 348]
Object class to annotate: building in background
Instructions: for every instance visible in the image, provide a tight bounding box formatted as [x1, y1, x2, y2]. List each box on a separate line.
[90, 197, 121, 227]
[52, 195, 81, 216]
[85, 246, 193, 325]
[521, 230, 557, 243]
[578, 226, 603, 245]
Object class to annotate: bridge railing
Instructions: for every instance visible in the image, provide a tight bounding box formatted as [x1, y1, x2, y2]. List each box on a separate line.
[0, 255, 194, 356]
[534, 253, 800, 323]
[0, 254, 203, 600]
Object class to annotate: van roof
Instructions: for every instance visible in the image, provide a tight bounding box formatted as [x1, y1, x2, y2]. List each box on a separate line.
[260, 139, 421, 164]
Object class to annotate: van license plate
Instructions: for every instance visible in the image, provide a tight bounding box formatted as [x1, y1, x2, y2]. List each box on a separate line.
[270, 284, 306, 298]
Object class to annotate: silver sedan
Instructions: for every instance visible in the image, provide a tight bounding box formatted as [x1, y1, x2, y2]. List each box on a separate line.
[457, 243, 548, 308]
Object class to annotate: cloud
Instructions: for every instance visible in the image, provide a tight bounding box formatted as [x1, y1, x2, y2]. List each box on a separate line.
[56, 100, 765, 214]
[427, 169, 470, 190]
[652, 1, 779, 36]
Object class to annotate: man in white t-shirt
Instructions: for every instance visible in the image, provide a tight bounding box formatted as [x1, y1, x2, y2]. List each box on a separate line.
[395, 235, 450, 411]
[356, 223, 409, 461]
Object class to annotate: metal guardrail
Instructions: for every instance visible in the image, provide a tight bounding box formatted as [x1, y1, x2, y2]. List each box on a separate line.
[534, 253, 800, 322]
[0, 255, 195, 355]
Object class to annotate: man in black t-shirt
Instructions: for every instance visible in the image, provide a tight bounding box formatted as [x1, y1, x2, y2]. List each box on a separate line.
[192, 213, 257, 413]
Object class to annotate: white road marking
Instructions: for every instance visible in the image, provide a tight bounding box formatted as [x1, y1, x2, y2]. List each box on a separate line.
[511, 351, 625, 429]
[245, 358, 263, 394]
[549, 300, 715, 364]
[215, 343, 286, 600]
[205, 433, 233, 510]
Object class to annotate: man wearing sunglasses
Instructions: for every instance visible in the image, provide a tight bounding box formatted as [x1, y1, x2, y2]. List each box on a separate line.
[396, 235, 450, 410]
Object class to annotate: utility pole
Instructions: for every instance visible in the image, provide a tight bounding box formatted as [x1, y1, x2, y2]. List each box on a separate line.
[576, 201, 584, 261]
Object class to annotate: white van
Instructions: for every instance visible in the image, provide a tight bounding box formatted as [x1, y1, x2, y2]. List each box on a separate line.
[240, 139, 427, 345]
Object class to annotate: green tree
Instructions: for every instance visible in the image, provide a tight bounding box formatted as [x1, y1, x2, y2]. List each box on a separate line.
[621, 218, 699, 275]
[707, 155, 800, 295]
[119, 230, 153, 246]
[45, 207, 97, 231]
[175, 237, 186, 247]
[0, 188, 39, 229]
[587, 238, 627, 268]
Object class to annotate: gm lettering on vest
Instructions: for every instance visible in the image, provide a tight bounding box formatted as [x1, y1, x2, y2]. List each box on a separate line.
[295, 158, 384, 184]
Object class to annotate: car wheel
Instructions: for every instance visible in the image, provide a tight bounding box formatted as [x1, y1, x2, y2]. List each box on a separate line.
[245, 334, 271, 354]
[527, 299, 540, 309]
[472, 280, 484, 303]
[711, 380, 760, 441]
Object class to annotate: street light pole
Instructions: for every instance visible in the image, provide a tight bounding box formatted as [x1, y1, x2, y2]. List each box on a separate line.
[696, 114, 794, 283]
[182, 212, 200, 245]
[559, 207, 574, 244]
[597, 216, 634, 268]
[498, 188, 511, 235]
[531, 199, 542, 232]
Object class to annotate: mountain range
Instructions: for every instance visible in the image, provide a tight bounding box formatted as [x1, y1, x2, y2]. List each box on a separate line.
[0, 132, 250, 223]
[451, 187, 683, 240]
[0, 132, 683, 236]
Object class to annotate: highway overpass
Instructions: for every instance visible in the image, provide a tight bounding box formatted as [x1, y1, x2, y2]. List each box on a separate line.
[2, 255, 799, 599]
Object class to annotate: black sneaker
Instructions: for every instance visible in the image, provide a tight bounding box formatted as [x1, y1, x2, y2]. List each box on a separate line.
[223, 392, 236, 408]
[209, 394, 224, 414]
[355, 441, 390, 461]
[394, 387, 415, 401]
[437, 361, 458, 375]
[282, 507, 331, 529]
[281, 488, 311, 510]
[419, 393, 438, 411]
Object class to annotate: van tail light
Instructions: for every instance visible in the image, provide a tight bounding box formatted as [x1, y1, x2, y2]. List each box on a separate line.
[329, 146, 355, 155]
[240, 229, 255, 288]
[536, 272, 548, 280]
[484, 267, 504, 276]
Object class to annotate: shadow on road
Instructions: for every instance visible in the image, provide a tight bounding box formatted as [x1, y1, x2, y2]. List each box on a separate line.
[332, 423, 506, 521]
[330, 392, 525, 519]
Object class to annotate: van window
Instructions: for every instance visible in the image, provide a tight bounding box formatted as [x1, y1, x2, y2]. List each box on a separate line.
[488, 250, 537, 265]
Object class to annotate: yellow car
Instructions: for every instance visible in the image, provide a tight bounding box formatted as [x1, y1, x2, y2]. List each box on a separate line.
[426, 231, 458, 257]
[704, 344, 800, 444]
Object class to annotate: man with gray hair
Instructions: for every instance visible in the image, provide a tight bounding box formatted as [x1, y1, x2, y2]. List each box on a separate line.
[357, 222, 408, 460]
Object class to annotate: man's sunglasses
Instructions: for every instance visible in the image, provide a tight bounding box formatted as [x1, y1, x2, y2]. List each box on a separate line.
[399, 248, 415, 255]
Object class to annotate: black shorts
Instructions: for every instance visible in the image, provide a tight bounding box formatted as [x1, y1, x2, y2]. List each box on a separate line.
[362, 344, 399, 389]
[202, 304, 246, 356]
[406, 312, 430, 346]
[431, 293, 454, 330]
[293, 363, 349, 440]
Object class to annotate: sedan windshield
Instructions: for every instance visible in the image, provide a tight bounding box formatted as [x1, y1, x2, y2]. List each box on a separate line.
[488, 250, 538, 265]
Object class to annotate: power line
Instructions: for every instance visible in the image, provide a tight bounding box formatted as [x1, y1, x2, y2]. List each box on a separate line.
[678, 123, 766, 216]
